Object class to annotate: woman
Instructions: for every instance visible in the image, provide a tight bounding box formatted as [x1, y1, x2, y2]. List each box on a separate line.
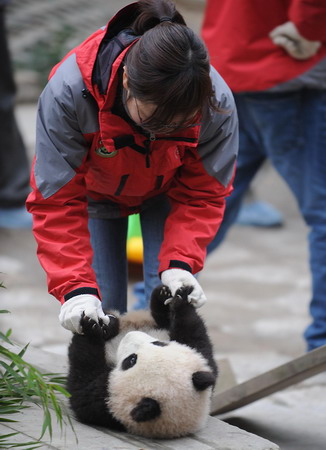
[27, 0, 238, 334]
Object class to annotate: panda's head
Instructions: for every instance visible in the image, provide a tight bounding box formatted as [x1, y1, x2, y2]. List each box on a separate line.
[108, 331, 215, 438]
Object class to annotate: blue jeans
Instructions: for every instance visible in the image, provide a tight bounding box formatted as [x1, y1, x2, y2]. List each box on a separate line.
[88, 196, 170, 313]
[208, 89, 326, 351]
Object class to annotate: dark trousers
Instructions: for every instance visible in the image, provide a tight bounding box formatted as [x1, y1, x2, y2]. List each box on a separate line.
[0, 6, 30, 207]
[208, 89, 326, 351]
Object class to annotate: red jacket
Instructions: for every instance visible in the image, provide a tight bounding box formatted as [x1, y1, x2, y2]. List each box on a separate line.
[201, 0, 326, 92]
[26, 3, 238, 304]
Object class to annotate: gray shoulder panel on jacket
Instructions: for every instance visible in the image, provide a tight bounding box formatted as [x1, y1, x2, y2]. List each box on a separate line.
[198, 66, 238, 187]
[35, 54, 99, 199]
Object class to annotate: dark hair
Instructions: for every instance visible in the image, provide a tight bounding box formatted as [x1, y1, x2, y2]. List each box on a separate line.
[124, 0, 217, 133]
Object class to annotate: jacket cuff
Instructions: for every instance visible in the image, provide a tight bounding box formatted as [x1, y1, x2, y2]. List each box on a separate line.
[64, 287, 101, 302]
[159, 260, 193, 276]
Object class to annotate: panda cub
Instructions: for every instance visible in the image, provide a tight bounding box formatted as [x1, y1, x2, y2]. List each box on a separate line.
[67, 285, 217, 439]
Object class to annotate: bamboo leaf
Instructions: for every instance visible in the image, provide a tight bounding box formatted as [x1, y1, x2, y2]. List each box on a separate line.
[0, 417, 18, 422]
[0, 331, 13, 344]
[0, 432, 19, 439]
[6, 328, 12, 338]
[1, 362, 25, 385]
[52, 384, 70, 397]
[0, 307, 75, 447]
[49, 391, 62, 428]
[40, 408, 52, 439]
[0, 407, 22, 414]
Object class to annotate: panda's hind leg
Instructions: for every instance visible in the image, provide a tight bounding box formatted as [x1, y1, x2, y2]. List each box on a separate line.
[150, 285, 172, 329]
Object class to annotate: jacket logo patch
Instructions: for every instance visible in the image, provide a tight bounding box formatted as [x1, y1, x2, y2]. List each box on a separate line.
[95, 141, 118, 158]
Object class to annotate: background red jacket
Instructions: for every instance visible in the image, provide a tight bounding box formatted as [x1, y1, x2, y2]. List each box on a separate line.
[201, 0, 326, 92]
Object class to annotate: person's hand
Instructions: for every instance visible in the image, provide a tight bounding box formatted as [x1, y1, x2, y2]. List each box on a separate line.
[59, 294, 111, 334]
[269, 21, 321, 60]
[161, 268, 207, 308]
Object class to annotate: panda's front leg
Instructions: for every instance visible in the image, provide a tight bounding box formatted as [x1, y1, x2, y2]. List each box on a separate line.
[67, 313, 125, 430]
[169, 287, 217, 377]
[68, 313, 119, 374]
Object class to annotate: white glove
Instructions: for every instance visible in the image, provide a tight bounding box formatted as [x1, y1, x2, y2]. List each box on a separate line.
[269, 21, 321, 60]
[59, 294, 111, 334]
[161, 268, 207, 308]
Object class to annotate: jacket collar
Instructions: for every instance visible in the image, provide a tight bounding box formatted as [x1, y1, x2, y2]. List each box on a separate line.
[76, 2, 141, 101]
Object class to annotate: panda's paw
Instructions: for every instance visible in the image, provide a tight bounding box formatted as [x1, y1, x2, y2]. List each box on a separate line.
[151, 285, 172, 306]
[101, 314, 119, 340]
[170, 286, 194, 310]
[80, 313, 119, 340]
[80, 313, 103, 338]
[159, 285, 173, 304]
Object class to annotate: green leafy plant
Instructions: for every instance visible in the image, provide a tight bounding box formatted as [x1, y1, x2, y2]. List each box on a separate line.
[0, 307, 74, 449]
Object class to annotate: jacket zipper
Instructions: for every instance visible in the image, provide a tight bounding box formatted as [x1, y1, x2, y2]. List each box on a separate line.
[144, 140, 151, 168]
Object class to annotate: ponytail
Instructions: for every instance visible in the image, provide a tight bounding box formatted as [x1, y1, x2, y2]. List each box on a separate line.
[131, 0, 186, 35]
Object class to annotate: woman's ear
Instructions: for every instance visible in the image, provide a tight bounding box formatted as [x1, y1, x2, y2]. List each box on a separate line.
[122, 66, 129, 90]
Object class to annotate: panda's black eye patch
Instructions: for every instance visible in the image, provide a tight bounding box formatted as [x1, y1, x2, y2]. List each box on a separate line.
[121, 353, 137, 370]
[151, 341, 168, 347]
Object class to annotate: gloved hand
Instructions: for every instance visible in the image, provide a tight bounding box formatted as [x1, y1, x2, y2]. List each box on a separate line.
[161, 268, 207, 308]
[59, 294, 111, 334]
[269, 21, 321, 60]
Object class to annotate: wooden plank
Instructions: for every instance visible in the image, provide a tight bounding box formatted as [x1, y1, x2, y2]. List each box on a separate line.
[0, 424, 56, 449]
[195, 417, 280, 450]
[211, 345, 326, 415]
[1, 404, 279, 450]
[108, 429, 215, 450]
[118, 429, 215, 450]
[1, 404, 142, 450]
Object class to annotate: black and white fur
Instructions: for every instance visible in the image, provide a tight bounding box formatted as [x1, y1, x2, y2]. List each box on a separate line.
[67, 285, 218, 438]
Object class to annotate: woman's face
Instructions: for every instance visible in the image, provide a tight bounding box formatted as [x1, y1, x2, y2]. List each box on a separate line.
[122, 65, 156, 127]
[122, 65, 197, 134]
[125, 96, 157, 128]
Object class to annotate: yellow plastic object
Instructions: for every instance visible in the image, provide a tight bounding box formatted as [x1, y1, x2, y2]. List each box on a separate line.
[127, 214, 143, 264]
[127, 236, 143, 264]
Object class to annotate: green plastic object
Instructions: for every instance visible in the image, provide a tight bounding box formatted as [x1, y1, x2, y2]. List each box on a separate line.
[127, 214, 142, 239]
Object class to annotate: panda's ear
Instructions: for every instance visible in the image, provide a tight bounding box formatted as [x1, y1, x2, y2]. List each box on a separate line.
[192, 371, 215, 391]
[131, 397, 161, 422]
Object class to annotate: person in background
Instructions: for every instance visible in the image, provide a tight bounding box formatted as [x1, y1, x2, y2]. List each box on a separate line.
[0, 0, 31, 229]
[202, 0, 326, 351]
[235, 185, 284, 228]
[26, 0, 238, 334]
